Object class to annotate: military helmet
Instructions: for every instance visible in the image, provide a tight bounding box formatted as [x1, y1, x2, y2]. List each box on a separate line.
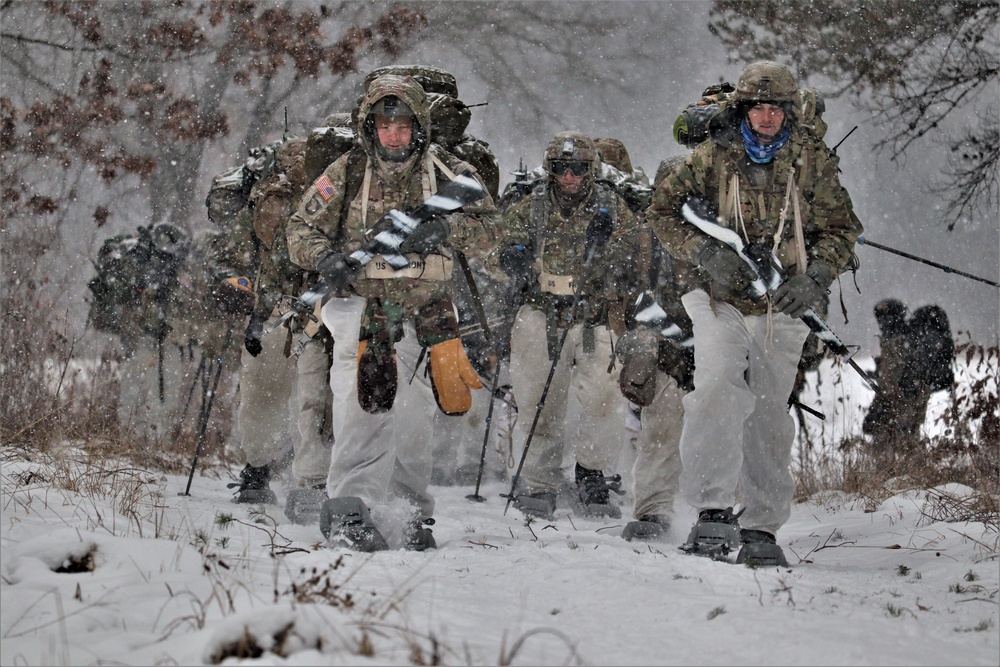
[734, 60, 798, 104]
[369, 95, 415, 119]
[543, 131, 600, 175]
[593, 137, 633, 175]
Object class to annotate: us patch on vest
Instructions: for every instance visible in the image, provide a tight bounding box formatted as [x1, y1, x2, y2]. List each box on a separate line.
[314, 175, 335, 201]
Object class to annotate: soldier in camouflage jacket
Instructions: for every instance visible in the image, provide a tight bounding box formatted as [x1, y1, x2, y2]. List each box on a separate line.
[286, 73, 499, 551]
[645, 61, 863, 566]
[495, 132, 646, 521]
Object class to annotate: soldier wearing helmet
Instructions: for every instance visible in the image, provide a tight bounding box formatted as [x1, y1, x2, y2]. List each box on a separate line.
[286, 73, 499, 552]
[645, 60, 863, 567]
[492, 131, 648, 521]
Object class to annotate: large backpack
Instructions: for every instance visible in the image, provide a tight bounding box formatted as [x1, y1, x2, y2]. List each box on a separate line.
[87, 223, 189, 340]
[906, 305, 955, 392]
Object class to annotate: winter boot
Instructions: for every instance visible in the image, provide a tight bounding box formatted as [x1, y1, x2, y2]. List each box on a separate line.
[284, 484, 328, 525]
[405, 517, 437, 551]
[680, 507, 743, 559]
[227, 464, 277, 505]
[513, 491, 557, 520]
[736, 529, 789, 568]
[319, 497, 388, 552]
[622, 514, 670, 542]
[575, 463, 624, 519]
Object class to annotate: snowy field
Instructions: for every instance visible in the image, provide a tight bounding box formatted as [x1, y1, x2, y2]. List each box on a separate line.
[1, 459, 997, 666]
[2, 356, 997, 666]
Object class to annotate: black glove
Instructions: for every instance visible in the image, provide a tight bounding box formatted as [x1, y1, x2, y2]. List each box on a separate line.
[697, 242, 758, 293]
[213, 276, 256, 317]
[773, 262, 836, 318]
[244, 311, 267, 357]
[398, 218, 450, 256]
[316, 252, 360, 293]
[499, 244, 533, 277]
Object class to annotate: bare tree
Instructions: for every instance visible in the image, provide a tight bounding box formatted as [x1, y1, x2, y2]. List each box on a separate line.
[708, 0, 999, 229]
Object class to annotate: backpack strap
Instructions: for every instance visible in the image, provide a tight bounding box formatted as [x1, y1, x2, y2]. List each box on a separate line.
[339, 148, 368, 233]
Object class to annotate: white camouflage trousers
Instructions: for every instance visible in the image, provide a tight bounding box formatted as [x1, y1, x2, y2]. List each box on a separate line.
[508, 307, 624, 495]
[680, 289, 809, 535]
[321, 295, 437, 519]
[236, 307, 333, 488]
[630, 370, 684, 520]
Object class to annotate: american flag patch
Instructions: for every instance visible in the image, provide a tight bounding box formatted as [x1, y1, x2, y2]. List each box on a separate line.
[315, 175, 335, 201]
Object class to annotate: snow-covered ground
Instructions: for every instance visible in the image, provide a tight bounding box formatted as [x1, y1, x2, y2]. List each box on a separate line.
[2, 355, 997, 666]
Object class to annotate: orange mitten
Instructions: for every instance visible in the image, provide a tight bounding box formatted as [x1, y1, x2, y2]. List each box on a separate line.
[428, 338, 483, 415]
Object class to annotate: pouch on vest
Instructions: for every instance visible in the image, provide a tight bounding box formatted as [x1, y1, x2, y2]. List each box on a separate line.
[356, 299, 404, 414]
[415, 298, 482, 415]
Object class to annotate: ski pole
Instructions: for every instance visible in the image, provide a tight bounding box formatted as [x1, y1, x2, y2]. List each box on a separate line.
[502, 209, 614, 515]
[180, 322, 234, 497]
[169, 355, 206, 445]
[856, 236, 999, 288]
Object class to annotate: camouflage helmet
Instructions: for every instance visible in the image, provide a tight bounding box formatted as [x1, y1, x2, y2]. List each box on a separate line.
[734, 60, 798, 105]
[593, 137, 633, 175]
[543, 131, 600, 176]
[369, 94, 415, 119]
[427, 93, 471, 149]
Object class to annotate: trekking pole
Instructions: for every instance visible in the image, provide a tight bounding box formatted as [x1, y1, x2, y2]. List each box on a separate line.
[502, 209, 614, 515]
[180, 321, 234, 497]
[169, 355, 206, 445]
[857, 236, 999, 288]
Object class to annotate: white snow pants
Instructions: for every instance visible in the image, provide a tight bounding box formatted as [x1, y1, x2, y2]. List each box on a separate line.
[508, 307, 624, 494]
[321, 296, 437, 519]
[631, 371, 684, 520]
[679, 289, 810, 535]
[236, 308, 333, 488]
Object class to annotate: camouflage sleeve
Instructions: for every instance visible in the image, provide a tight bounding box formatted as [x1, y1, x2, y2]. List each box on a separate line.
[601, 198, 645, 300]
[209, 206, 257, 281]
[803, 145, 864, 272]
[645, 143, 717, 265]
[286, 155, 351, 271]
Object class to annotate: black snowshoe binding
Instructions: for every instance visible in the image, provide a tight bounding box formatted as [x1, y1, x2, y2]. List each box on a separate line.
[574, 463, 624, 519]
[227, 464, 277, 505]
[284, 484, 328, 525]
[736, 529, 789, 568]
[622, 514, 670, 542]
[319, 496, 389, 552]
[513, 491, 557, 520]
[680, 507, 743, 559]
[405, 517, 437, 551]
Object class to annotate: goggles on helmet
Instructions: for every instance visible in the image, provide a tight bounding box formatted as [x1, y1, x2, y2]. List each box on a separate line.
[550, 160, 591, 177]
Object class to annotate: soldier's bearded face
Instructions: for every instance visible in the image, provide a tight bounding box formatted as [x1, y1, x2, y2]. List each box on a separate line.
[375, 116, 414, 150]
[747, 103, 785, 141]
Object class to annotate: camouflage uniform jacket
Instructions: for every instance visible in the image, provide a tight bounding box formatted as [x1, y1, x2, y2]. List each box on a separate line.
[211, 136, 316, 318]
[646, 123, 862, 316]
[286, 75, 499, 319]
[497, 180, 644, 331]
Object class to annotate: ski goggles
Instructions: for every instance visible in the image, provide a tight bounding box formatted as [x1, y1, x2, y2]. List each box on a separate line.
[550, 160, 591, 177]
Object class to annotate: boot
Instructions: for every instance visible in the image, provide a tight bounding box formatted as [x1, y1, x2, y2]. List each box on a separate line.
[227, 464, 277, 505]
[680, 507, 743, 559]
[736, 529, 789, 568]
[575, 463, 624, 519]
[622, 514, 670, 542]
[513, 491, 557, 520]
[405, 517, 437, 551]
[284, 484, 328, 525]
[319, 496, 388, 552]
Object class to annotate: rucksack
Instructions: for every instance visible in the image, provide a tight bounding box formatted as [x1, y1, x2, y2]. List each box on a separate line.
[87, 223, 189, 339]
[205, 165, 252, 230]
[672, 82, 828, 148]
[906, 305, 955, 392]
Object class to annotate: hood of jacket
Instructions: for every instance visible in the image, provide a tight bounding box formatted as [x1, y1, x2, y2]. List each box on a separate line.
[357, 74, 432, 165]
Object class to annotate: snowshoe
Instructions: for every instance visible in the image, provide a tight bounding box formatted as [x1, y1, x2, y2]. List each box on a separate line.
[227, 464, 277, 505]
[405, 517, 437, 551]
[319, 497, 388, 552]
[575, 463, 624, 519]
[736, 529, 789, 568]
[679, 507, 743, 559]
[513, 491, 557, 520]
[622, 514, 670, 542]
[284, 485, 328, 525]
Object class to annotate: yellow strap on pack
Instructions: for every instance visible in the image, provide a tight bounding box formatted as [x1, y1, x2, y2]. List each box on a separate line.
[428, 338, 483, 415]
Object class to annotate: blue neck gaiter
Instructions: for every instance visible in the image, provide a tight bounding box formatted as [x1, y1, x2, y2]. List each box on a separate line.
[741, 118, 790, 163]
